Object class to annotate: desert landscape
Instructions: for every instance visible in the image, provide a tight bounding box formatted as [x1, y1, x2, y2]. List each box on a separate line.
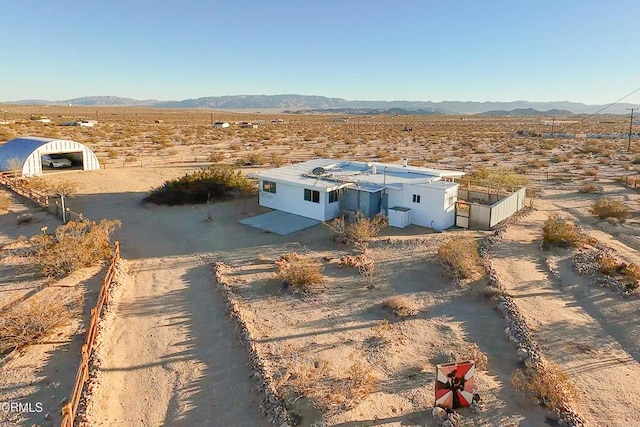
[1, 106, 639, 427]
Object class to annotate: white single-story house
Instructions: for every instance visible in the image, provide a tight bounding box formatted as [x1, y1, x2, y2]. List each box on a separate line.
[250, 159, 465, 230]
[213, 121, 230, 128]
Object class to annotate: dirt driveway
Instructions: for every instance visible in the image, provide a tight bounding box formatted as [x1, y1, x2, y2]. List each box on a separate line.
[57, 169, 295, 426]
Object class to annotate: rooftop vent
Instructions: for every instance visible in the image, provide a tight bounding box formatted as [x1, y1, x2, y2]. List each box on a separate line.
[311, 167, 326, 176]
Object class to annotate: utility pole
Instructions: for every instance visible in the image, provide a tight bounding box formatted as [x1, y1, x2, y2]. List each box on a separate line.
[628, 108, 636, 151]
[551, 116, 555, 135]
[210, 112, 213, 127]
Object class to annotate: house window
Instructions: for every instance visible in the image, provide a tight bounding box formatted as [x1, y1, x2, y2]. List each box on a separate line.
[412, 194, 421, 203]
[448, 196, 455, 206]
[328, 190, 339, 203]
[262, 180, 277, 193]
[304, 188, 320, 203]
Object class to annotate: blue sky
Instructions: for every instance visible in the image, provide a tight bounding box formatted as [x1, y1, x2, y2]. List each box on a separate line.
[1, 0, 639, 104]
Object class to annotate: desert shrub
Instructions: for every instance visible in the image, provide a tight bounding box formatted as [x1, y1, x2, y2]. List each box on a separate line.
[338, 253, 371, 269]
[542, 214, 590, 248]
[326, 212, 387, 250]
[589, 198, 631, 221]
[631, 157, 640, 165]
[512, 364, 577, 411]
[470, 167, 528, 189]
[4, 157, 22, 178]
[437, 237, 485, 281]
[0, 190, 11, 211]
[235, 152, 266, 166]
[270, 153, 284, 167]
[458, 343, 488, 371]
[597, 254, 621, 274]
[107, 148, 118, 159]
[30, 219, 120, 278]
[275, 359, 377, 413]
[382, 296, 419, 318]
[143, 165, 256, 205]
[578, 184, 602, 194]
[596, 254, 640, 282]
[21, 177, 78, 197]
[275, 253, 324, 292]
[0, 294, 76, 354]
[209, 151, 225, 162]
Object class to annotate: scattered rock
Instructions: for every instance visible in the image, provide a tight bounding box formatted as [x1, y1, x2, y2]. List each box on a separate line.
[213, 262, 292, 426]
[432, 406, 447, 420]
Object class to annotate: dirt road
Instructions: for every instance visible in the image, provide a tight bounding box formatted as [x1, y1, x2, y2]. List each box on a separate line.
[67, 170, 272, 427]
[491, 209, 640, 426]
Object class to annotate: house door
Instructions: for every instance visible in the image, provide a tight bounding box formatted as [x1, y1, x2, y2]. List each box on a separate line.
[456, 201, 470, 228]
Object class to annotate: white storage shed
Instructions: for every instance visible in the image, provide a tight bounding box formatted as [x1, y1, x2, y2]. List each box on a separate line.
[0, 136, 100, 177]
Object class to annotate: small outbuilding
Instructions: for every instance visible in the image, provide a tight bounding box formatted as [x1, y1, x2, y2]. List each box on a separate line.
[213, 121, 230, 128]
[0, 136, 100, 177]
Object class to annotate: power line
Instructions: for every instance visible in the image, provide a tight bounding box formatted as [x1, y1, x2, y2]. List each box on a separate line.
[554, 85, 640, 134]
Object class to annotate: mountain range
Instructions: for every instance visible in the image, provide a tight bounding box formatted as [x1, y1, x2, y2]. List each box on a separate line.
[4, 94, 637, 115]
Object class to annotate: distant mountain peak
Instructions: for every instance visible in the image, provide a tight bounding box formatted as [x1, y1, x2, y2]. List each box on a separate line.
[3, 94, 636, 115]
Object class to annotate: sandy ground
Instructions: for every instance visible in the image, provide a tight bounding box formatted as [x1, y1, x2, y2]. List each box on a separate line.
[490, 197, 640, 427]
[0, 158, 638, 426]
[61, 168, 281, 427]
[0, 192, 103, 427]
[220, 234, 552, 426]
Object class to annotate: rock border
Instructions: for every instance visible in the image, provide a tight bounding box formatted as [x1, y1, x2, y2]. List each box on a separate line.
[478, 207, 587, 427]
[213, 262, 292, 427]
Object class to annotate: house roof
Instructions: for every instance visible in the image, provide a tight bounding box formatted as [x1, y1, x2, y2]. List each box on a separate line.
[250, 158, 464, 192]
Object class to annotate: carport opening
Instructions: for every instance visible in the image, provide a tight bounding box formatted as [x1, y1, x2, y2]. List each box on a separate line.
[41, 152, 84, 172]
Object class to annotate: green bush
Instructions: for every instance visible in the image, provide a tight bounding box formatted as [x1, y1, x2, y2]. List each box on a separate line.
[143, 165, 256, 205]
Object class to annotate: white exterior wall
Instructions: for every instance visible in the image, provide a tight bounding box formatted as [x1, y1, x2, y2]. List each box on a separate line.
[387, 183, 458, 230]
[259, 180, 331, 221]
[22, 140, 100, 176]
[324, 193, 341, 220]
